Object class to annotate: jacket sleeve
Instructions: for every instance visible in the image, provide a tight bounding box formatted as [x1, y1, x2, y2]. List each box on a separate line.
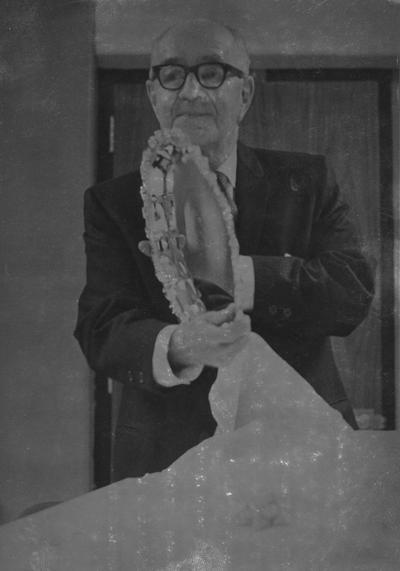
[74, 186, 171, 393]
[249, 162, 375, 339]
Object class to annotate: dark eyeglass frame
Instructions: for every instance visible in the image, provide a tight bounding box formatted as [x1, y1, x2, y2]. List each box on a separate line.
[150, 62, 246, 91]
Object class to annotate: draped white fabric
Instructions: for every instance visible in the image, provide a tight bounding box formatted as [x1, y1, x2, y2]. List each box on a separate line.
[103, 335, 399, 570]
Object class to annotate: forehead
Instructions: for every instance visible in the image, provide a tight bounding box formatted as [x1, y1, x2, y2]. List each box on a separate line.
[152, 22, 247, 70]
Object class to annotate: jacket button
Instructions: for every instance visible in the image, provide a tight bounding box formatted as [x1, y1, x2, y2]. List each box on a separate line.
[269, 305, 277, 315]
[283, 307, 292, 318]
[289, 176, 300, 192]
[127, 370, 134, 383]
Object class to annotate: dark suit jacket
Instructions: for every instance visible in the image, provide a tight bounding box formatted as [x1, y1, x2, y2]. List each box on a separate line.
[75, 144, 374, 480]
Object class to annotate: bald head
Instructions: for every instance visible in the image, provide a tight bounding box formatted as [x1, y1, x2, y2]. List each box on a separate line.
[146, 18, 254, 167]
[150, 19, 251, 75]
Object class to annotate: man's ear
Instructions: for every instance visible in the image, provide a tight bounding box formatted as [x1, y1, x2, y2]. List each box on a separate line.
[239, 74, 255, 122]
[146, 79, 157, 110]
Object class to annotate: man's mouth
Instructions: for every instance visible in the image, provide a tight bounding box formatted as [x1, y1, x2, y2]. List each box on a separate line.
[174, 110, 213, 118]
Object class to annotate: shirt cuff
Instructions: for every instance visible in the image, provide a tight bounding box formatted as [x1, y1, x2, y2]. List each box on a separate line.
[152, 325, 203, 387]
[236, 255, 255, 311]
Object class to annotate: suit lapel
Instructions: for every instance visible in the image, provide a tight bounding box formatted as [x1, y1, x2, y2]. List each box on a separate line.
[235, 143, 272, 255]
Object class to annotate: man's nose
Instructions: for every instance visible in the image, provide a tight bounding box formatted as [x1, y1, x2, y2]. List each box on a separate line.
[178, 72, 205, 99]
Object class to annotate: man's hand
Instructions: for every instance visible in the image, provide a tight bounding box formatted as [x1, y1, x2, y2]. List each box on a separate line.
[168, 304, 250, 373]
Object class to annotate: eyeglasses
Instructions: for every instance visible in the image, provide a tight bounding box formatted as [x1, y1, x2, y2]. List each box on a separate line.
[150, 62, 246, 91]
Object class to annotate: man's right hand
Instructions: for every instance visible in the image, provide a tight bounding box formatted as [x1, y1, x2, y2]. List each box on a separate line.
[168, 304, 250, 373]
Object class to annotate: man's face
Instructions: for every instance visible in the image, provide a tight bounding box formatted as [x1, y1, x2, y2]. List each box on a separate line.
[146, 21, 254, 166]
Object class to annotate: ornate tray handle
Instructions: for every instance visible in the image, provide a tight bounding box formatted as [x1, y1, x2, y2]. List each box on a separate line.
[140, 129, 242, 323]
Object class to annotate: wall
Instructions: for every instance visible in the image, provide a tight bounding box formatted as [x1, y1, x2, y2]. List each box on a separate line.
[0, 0, 95, 523]
[96, 0, 400, 66]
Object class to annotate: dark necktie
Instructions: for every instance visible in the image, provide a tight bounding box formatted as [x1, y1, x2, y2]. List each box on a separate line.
[216, 171, 238, 220]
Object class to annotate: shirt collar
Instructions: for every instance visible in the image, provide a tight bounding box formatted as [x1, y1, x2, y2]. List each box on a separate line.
[216, 145, 237, 187]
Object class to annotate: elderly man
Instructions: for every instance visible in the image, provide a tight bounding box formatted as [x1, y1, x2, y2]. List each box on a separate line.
[75, 19, 374, 481]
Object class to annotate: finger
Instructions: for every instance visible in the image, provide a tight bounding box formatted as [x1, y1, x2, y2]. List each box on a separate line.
[224, 314, 250, 336]
[202, 304, 236, 326]
[138, 240, 152, 257]
[200, 330, 249, 364]
[193, 320, 243, 344]
[189, 312, 249, 346]
[208, 316, 250, 343]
